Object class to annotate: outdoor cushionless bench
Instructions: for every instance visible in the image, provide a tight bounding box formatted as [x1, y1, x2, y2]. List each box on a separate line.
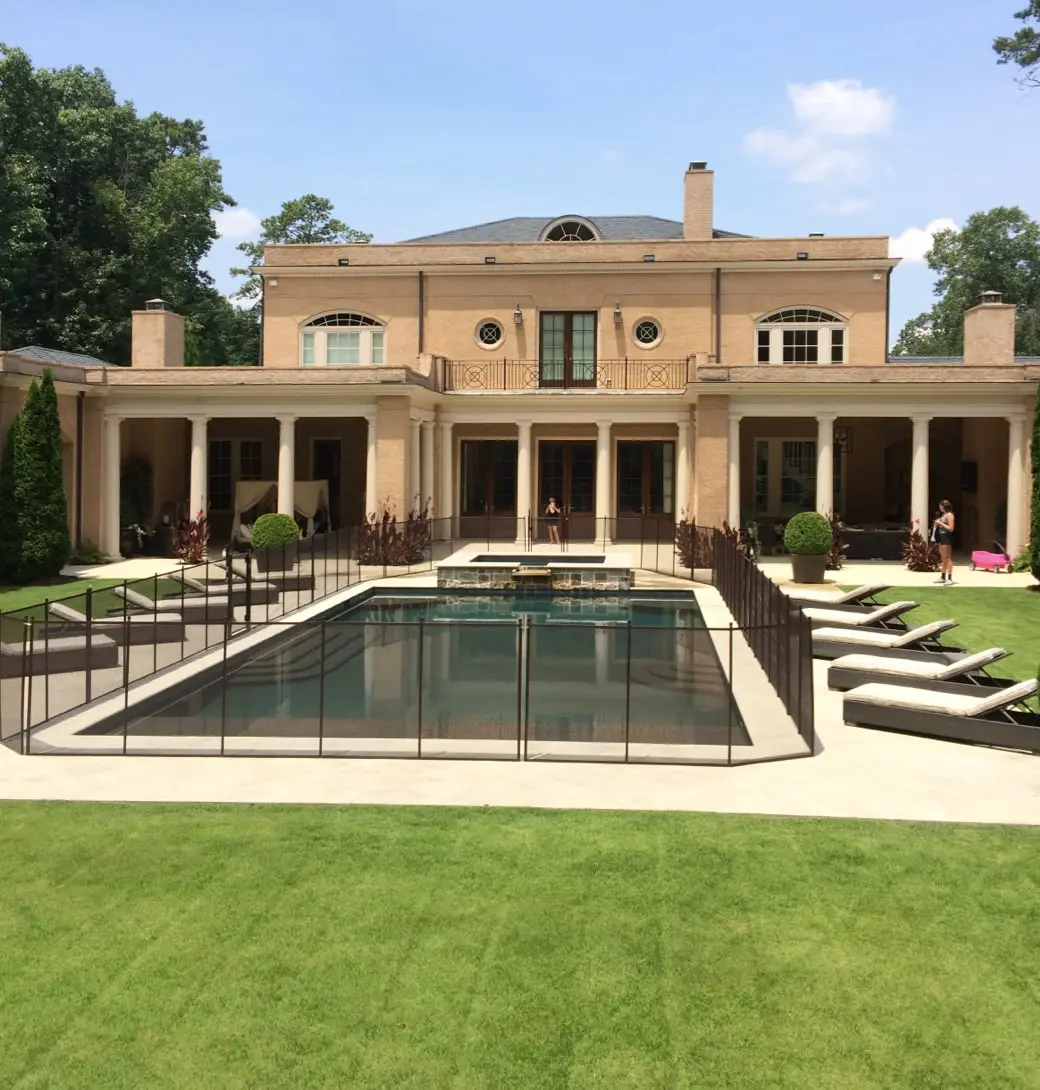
[113, 585, 231, 624]
[788, 583, 889, 607]
[801, 600, 917, 629]
[827, 646, 1010, 692]
[47, 601, 186, 645]
[812, 618, 958, 661]
[171, 571, 281, 607]
[843, 677, 1040, 753]
[1, 633, 119, 677]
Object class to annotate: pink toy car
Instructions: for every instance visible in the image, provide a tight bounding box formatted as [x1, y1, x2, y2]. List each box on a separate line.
[970, 541, 1012, 573]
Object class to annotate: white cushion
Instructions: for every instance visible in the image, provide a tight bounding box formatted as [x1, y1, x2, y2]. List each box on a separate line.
[803, 600, 915, 626]
[794, 583, 888, 604]
[847, 678, 1037, 716]
[831, 647, 1007, 680]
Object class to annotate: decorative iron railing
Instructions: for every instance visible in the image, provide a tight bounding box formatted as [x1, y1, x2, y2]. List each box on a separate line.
[439, 358, 692, 392]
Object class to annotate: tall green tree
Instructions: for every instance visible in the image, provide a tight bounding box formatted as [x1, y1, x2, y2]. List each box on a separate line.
[892, 207, 1040, 356]
[13, 371, 70, 580]
[231, 195, 372, 304]
[0, 44, 242, 364]
[995, 2, 1040, 86]
[0, 415, 22, 582]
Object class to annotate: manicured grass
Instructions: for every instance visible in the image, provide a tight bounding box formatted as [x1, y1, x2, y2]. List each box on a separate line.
[2, 803, 1039, 1089]
[0, 577, 186, 619]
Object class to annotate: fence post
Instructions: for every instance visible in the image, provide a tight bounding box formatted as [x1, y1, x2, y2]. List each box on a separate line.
[416, 619, 424, 759]
[515, 619, 523, 760]
[43, 599, 50, 723]
[318, 621, 326, 758]
[220, 621, 228, 757]
[522, 618, 532, 761]
[121, 610, 131, 755]
[21, 620, 32, 755]
[727, 623, 734, 767]
[85, 587, 93, 705]
[624, 621, 632, 763]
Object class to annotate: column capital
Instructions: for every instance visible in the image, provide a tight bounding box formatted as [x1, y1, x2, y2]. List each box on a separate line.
[911, 414, 932, 427]
[420, 419, 435, 431]
[409, 417, 421, 429]
[596, 419, 612, 431]
[815, 412, 837, 424]
[728, 412, 743, 423]
[275, 413, 297, 426]
[516, 418, 533, 430]
[1006, 413, 1028, 426]
[104, 413, 123, 426]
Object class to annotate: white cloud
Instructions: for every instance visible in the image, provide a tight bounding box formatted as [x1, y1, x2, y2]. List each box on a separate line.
[213, 207, 262, 239]
[818, 197, 871, 215]
[744, 79, 894, 188]
[889, 218, 958, 262]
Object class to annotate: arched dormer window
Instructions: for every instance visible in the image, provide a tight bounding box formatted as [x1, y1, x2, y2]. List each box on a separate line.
[755, 307, 847, 364]
[539, 216, 601, 242]
[300, 312, 385, 366]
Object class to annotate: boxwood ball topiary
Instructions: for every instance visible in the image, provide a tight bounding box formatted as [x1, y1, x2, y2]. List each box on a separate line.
[251, 513, 301, 550]
[783, 511, 832, 555]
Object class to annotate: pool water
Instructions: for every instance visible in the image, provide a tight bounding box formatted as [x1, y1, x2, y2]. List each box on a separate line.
[90, 591, 749, 751]
[471, 554, 608, 565]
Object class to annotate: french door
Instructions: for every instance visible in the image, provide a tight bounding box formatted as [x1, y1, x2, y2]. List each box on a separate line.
[538, 441, 595, 541]
[615, 441, 675, 541]
[539, 312, 597, 388]
[459, 440, 517, 540]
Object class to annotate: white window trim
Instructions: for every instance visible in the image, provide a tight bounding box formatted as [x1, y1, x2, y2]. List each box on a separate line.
[474, 318, 505, 351]
[631, 316, 664, 350]
[208, 438, 264, 512]
[752, 436, 846, 517]
[754, 311, 847, 365]
[299, 316, 387, 367]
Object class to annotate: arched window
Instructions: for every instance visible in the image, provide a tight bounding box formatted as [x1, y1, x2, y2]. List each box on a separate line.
[300, 312, 385, 367]
[755, 307, 847, 364]
[539, 217, 600, 242]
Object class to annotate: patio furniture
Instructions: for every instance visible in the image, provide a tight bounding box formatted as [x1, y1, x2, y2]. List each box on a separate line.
[47, 601, 186, 645]
[812, 618, 957, 660]
[842, 527, 906, 561]
[171, 570, 281, 607]
[843, 678, 1040, 753]
[113, 585, 231, 624]
[1, 633, 120, 677]
[802, 600, 918, 629]
[827, 646, 1010, 692]
[216, 558, 317, 594]
[789, 583, 888, 607]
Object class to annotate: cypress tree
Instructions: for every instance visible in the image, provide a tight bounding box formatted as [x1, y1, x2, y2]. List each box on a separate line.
[14, 371, 70, 581]
[1024, 383, 1033, 588]
[0, 414, 22, 582]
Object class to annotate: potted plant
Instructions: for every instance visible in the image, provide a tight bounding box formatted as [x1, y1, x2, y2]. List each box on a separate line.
[783, 511, 833, 583]
[251, 512, 301, 573]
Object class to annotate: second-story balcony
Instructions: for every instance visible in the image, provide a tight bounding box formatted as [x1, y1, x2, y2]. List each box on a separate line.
[439, 357, 693, 393]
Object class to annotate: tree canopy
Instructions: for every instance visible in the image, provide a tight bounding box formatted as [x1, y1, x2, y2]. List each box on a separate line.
[892, 207, 1040, 357]
[994, 2, 1040, 86]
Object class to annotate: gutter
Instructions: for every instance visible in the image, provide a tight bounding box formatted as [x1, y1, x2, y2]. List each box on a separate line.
[418, 271, 425, 353]
[258, 277, 265, 367]
[75, 392, 85, 547]
[885, 267, 893, 354]
[714, 267, 722, 363]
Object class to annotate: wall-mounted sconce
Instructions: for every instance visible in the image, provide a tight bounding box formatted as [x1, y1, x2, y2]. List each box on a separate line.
[613, 301, 623, 325]
[642, 254, 655, 263]
[337, 257, 350, 266]
[484, 256, 496, 264]
[513, 303, 523, 326]
[795, 252, 809, 260]
[835, 426, 853, 455]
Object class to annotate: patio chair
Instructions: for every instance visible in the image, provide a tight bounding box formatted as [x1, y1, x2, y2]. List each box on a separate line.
[170, 569, 280, 606]
[843, 677, 1040, 753]
[812, 618, 958, 660]
[216, 556, 316, 594]
[789, 583, 888, 607]
[802, 600, 918, 629]
[113, 584, 231, 624]
[47, 600, 186, 645]
[827, 646, 1010, 692]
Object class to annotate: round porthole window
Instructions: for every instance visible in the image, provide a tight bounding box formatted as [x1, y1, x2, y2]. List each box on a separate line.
[633, 319, 661, 347]
[476, 320, 504, 349]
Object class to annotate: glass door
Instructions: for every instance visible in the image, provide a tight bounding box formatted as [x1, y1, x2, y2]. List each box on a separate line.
[539, 313, 597, 388]
[459, 440, 517, 540]
[537, 441, 596, 540]
[615, 441, 675, 541]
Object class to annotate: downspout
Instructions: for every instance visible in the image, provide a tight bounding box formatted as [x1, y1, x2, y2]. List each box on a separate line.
[417, 271, 425, 353]
[75, 391, 85, 547]
[884, 267, 893, 358]
[258, 276, 265, 367]
[714, 267, 722, 364]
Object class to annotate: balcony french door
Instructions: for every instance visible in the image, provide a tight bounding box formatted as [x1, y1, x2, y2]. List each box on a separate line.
[459, 439, 518, 540]
[537, 441, 595, 540]
[539, 312, 597, 388]
[615, 441, 675, 541]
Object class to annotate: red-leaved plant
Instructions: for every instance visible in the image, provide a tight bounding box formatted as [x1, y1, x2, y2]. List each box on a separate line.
[674, 512, 713, 569]
[174, 510, 209, 564]
[358, 502, 432, 565]
[902, 520, 940, 572]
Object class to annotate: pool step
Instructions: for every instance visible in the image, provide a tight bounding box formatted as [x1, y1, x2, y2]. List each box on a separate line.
[513, 567, 553, 590]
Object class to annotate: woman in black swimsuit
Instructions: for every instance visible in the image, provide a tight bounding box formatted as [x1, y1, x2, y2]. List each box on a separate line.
[545, 497, 561, 545]
[933, 499, 955, 585]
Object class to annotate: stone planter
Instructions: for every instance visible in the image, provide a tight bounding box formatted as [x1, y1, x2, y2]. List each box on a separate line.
[791, 552, 828, 584]
[253, 542, 298, 574]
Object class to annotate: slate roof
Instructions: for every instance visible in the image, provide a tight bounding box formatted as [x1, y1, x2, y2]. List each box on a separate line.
[403, 216, 750, 244]
[12, 346, 113, 368]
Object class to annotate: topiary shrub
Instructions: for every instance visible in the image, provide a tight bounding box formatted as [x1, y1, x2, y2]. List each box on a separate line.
[251, 512, 301, 550]
[0, 415, 22, 582]
[783, 511, 832, 555]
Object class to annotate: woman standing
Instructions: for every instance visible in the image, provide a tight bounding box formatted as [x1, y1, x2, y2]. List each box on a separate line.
[933, 499, 956, 585]
[545, 497, 562, 545]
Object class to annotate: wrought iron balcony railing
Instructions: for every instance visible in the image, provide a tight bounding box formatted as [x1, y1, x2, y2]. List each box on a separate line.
[439, 358, 693, 393]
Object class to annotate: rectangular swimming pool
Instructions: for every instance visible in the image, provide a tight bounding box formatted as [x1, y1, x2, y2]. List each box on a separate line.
[80, 590, 749, 757]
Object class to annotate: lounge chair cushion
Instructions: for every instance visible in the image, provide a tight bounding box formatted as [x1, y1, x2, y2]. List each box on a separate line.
[792, 583, 889, 605]
[847, 678, 1037, 717]
[803, 600, 915, 626]
[814, 619, 955, 648]
[49, 601, 183, 626]
[831, 647, 1008, 681]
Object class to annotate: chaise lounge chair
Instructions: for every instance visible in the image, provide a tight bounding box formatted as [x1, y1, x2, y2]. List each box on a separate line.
[802, 600, 917, 629]
[1, 633, 120, 677]
[47, 600, 186, 645]
[827, 646, 1010, 692]
[789, 583, 888, 607]
[812, 618, 958, 660]
[843, 677, 1040, 753]
[170, 570, 281, 607]
[216, 557, 316, 594]
[113, 584, 231, 624]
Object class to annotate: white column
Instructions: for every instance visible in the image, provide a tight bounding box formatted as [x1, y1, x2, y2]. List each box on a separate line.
[676, 417, 690, 521]
[188, 415, 208, 520]
[515, 420, 532, 545]
[439, 420, 453, 536]
[365, 413, 377, 516]
[910, 415, 931, 530]
[276, 414, 295, 517]
[102, 415, 122, 557]
[815, 414, 835, 517]
[409, 419, 421, 511]
[727, 413, 742, 526]
[420, 421, 435, 511]
[1007, 414, 1027, 559]
[595, 420, 611, 543]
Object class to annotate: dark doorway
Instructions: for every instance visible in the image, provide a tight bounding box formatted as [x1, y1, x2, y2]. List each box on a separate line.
[538, 441, 595, 541]
[312, 438, 342, 529]
[615, 440, 675, 541]
[459, 439, 517, 540]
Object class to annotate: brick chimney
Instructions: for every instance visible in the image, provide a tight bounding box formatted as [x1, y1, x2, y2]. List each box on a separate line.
[683, 161, 714, 241]
[963, 290, 1016, 366]
[131, 299, 185, 368]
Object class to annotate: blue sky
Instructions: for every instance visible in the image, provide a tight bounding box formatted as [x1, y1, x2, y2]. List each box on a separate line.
[6, 0, 1038, 342]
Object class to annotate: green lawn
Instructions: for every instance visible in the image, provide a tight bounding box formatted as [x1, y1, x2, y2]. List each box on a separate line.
[2, 804, 1039, 1089]
[0, 578, 126, 614]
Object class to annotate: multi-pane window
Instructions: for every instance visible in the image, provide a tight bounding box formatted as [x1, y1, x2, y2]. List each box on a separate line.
[208, 440, 233, 512]
[300, 313, 386, 366]
[755, 307, 846, 364]
[239, 440, 263, 480]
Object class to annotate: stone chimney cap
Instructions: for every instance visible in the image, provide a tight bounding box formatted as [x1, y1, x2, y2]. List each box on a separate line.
[144, 298, 169, 311]
[979, 289, 1004, 305]
[687, 160, 708, 171]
